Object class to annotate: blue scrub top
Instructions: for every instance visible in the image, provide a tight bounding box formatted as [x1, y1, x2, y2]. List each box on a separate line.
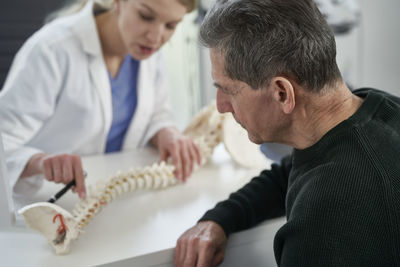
[105, 55, 139, 153]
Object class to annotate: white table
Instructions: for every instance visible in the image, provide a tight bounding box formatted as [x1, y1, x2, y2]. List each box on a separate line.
[0, 145, 285, 267]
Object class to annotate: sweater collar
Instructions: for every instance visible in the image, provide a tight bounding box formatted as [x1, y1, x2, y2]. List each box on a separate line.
[291, 88, 384, 166]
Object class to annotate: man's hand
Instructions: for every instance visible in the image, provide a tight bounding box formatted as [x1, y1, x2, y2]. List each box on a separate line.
[174, 221, 228, 267]
[21, 153, 86, 199]
[151, 127, 201, 181]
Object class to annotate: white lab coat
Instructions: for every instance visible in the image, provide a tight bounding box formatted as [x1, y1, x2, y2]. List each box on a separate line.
[0, 1, 175, 194]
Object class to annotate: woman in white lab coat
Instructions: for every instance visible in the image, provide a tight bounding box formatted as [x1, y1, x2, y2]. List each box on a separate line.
[0, 0, 200, 199]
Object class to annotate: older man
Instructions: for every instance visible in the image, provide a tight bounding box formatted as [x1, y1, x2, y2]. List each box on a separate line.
[174, 0, 400, 266]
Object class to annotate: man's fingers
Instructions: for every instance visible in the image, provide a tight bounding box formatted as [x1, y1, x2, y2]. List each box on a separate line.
[182, 243, 198, 267]
[177, 240, 187, 266]
[174, 222, 227, 267]
[174, 240, 182, 266]
[175, 237, 217, 267]
[72, 155, 86, 199]
[196, 241, 217, 267]
[212, 250, 225, 266]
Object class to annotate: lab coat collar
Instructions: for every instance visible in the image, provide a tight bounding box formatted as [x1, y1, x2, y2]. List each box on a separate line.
[65, 0, 113, 144]
[69, 0, 103, 57]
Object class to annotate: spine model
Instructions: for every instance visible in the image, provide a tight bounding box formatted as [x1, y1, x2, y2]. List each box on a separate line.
[73, 101, 224, 232]
[19, 102, 226, 254]
[72, 162, 177, 230]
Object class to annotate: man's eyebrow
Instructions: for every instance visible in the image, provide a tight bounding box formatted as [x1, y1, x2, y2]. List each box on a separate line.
[213, 82, 221, 88]
[214, 82, 233, 94]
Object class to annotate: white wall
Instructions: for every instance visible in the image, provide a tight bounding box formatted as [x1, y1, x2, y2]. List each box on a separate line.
[162, 11, 202, 130]
[356, 0, 400, 96]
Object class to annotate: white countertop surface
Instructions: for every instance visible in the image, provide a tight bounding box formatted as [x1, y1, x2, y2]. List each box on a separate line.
[0, 145, 284, 267]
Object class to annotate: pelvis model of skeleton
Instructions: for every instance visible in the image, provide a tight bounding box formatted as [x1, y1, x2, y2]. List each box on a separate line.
[19, 102, 268, 254]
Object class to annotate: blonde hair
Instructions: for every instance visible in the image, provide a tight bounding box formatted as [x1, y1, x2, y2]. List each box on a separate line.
[47, 0, 197, 22]
[45, 0, 112, 22]
[180, 0, 198, 13]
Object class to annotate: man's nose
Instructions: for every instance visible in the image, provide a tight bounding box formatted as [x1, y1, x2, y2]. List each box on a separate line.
[216, 89, 233, 114]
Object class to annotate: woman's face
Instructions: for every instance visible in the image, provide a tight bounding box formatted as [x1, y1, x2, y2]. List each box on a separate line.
[115, 0, 187, 60]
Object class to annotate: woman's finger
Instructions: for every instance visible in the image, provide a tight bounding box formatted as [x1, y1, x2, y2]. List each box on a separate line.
[42, 157, 54, 182]
[61, 155, 73, 184]
[170, 145, 182, 180]
[51, 157, 62, 183]
[192, 141, 202, 165]
[179, 141, 191, 181]
[72, 155, 86, 199]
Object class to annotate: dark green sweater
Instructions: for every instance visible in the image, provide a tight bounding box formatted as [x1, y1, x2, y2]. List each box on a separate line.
[200, 88, 400, 266]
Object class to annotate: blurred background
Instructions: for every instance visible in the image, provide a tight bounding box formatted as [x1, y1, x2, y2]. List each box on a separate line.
[1, 0, 399, 129]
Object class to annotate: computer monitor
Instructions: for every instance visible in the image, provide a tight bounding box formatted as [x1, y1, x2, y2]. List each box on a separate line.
[0, 133, 17, 229]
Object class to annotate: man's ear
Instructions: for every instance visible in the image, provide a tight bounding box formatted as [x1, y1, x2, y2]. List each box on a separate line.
[270, 77, 295, 114]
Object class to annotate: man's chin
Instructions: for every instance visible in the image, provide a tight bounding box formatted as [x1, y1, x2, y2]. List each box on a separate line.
[247, 133, 263, 145]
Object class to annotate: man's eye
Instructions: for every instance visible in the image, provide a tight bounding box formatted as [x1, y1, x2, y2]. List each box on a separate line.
[219, 87, 231, 95]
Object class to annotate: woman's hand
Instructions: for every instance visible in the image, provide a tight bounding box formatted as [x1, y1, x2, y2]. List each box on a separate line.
[151, 127, 201, 181]
[21, 153, 86, 199]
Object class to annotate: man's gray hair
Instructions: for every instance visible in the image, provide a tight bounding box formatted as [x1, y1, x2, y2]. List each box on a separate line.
[200, 0, 342, 92]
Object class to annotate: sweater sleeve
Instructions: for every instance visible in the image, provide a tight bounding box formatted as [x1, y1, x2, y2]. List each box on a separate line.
[199, 155, 291, 236]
